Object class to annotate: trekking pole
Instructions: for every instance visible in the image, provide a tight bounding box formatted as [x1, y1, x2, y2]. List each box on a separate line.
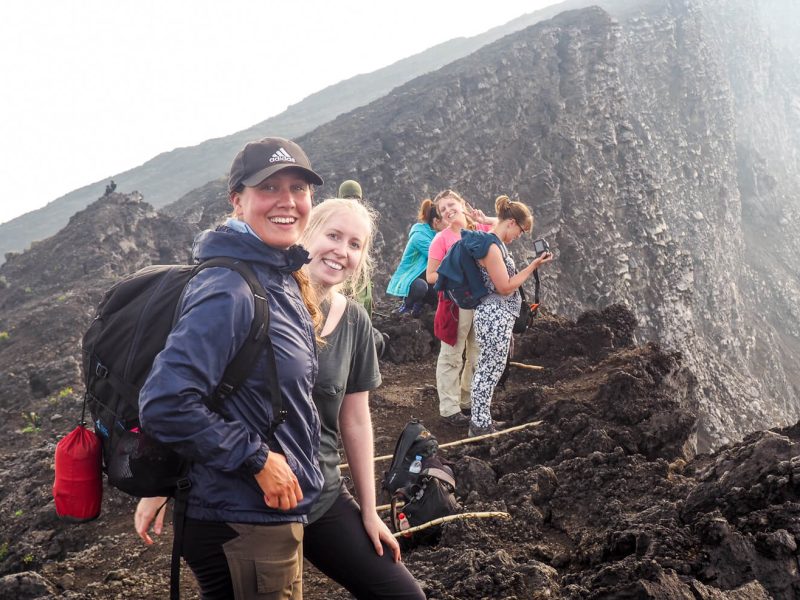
[391, 511, 511, 537]
[437, 420, 544, 450]
[508, 361, 545, 371]
[341, 421, 544, 469]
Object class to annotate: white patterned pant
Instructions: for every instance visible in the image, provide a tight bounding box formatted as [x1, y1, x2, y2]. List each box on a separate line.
[470, 303, 515, 428]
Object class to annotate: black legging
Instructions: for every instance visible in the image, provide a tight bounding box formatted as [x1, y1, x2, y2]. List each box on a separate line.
[402, 276, 437, 309]
[305, 487, 426, 600]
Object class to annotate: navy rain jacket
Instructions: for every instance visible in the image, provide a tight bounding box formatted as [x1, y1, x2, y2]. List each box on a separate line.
[434, 229, 501, 306]
[139, 226, 323, 524]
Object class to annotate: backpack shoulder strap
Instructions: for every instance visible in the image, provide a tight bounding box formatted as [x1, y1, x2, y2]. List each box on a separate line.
[191, 257, 286, 433]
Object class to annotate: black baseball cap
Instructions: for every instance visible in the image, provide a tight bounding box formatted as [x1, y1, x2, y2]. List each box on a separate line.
[228, 137, 324, 193]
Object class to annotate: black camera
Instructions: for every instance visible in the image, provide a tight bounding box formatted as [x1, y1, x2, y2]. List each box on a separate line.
[532, 238, 550, 257]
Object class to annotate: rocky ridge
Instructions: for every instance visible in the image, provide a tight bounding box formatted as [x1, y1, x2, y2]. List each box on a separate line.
[0, 177, 796, 599]
[165, 1, 800, 449]
[0, 281, 798, 597]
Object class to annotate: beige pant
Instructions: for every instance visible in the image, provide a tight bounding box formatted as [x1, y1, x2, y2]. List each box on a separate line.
[436, 307, 479, 417]
[224, 522, 303, 599]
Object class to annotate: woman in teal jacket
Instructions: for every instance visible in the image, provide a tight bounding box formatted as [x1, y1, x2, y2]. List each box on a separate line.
[386, 198, 442, 316]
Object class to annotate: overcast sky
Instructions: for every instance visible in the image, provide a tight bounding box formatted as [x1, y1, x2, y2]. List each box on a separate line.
[0, 1, 563, 225]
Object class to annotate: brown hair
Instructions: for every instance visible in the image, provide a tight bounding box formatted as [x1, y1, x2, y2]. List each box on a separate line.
[417, 198, 439, 227]
[495, 195, 533, 232]
[292, 270, 322, 333]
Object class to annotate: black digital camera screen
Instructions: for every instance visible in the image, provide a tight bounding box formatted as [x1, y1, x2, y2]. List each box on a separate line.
[533, 238, 550, 256]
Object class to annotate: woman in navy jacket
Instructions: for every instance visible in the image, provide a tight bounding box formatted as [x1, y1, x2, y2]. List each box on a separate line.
[136, 137, 325, 599]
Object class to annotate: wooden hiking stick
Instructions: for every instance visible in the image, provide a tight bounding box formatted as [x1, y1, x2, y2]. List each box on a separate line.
[509, 361, 544, 371]
[437, 420, 543, 449]
[392, 511, 511, 537]
[341, 421, 544, 469]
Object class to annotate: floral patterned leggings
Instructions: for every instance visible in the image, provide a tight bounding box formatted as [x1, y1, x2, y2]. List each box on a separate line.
[470, 302, 515, 428]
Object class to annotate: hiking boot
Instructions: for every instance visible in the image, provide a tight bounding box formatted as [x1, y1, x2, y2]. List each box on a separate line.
[468, 421, 497, 437]
[410, 302, 424, 318]
[442, 411, 469, 425]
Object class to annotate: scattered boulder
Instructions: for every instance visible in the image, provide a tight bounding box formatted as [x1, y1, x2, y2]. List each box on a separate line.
[0, 571, 57, 600]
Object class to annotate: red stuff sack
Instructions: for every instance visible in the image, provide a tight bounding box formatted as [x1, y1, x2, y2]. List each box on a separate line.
[53, 425, 103, 521]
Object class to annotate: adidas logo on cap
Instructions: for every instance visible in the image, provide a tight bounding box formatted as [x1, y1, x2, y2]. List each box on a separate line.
[269, 148, 296, 163]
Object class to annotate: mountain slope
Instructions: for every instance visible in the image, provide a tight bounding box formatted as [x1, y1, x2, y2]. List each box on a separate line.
[0, 3, 582, 264]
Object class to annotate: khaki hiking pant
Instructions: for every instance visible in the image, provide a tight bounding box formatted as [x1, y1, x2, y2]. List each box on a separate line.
[225, 522, 303, 599]
[436, 307, 478, 417]
[183, 519, 303, 600]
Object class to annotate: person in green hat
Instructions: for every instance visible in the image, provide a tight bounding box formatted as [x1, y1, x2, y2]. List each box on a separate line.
[337, 180, 374, 317]
[338, 179, 363, 201]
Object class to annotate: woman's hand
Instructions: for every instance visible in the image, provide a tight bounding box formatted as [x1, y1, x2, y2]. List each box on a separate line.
[255, 451, 303, 510]
[467, 206, 498, 226]
[134, 496, 169, 545]
[362, 509, 402, 562]
[532, 251, 554, 269]
[467, 206, 488, 223]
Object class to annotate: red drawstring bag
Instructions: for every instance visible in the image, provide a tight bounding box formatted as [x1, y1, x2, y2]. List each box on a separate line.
[53, 424, 103, 521]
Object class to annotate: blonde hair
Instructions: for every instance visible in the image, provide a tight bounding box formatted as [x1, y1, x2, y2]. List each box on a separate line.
[299, 198, 376, 301]
[495, 195, 533, 232]
[432, 188, 478, 230]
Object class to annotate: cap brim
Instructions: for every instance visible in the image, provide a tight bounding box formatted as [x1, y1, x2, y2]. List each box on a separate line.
[242, 164, 324, 187]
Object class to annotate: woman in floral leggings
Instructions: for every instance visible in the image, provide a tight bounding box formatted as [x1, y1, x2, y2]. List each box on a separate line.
[468, 195, 553, 437]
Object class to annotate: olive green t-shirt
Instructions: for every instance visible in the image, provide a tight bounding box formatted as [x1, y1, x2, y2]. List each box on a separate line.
[307, 298, 382, 523]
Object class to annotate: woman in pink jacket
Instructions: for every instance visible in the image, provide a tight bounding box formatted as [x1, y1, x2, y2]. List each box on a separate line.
[425, 189, 493, 426]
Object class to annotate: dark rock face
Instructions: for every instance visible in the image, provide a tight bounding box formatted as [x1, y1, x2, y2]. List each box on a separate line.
[161, 1, 800, 449]
[373, 311, 436, 364]
[0, 194, 194, 414]
[398, 311, 799, 599]
[286, 0, 797, 449]
[0, 571, 57, 599]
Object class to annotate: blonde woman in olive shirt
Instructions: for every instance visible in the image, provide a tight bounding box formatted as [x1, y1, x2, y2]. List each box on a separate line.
[300, 198, 425, 600]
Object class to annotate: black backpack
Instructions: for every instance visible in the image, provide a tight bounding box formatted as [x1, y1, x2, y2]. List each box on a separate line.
[83, 256, 283, 496]
[382, 421, 460, 547]
[81, 256, 283, 600]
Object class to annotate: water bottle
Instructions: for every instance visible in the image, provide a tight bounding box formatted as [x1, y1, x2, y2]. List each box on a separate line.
[397, 512, 412, 537]
[409, 454, 422, 474]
